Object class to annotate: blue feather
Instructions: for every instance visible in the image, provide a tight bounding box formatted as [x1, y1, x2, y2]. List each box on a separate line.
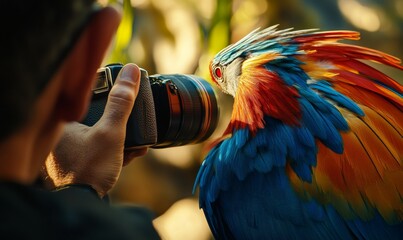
[325, 106, 350, 131]
[303, 148, 318, 167]
[290, 161, 313, 182]
[266, 58, 310, 86]
[324, 206, 355, 240]
[242, 140, 257, 158]
[252, 130, 268, 147]
[193, 160, 207, 193]
[299, 98, 328, 140]
[296, 127, 316, 148]
[298, 92, 344, 154]
[302, 201, 325, 221]
[316, 110, 344, 154]
[219, 139, 234, 161]
[252, 149, 275, 173]
[299, 87, 334, 113]
[216, 153, 233, 191]
[310, 81, 364, 116]
[207, 179, 220, 203]
[348, 210, 403, 240]
[231, 149, 251, 181]
[234, 128, 249, 148]
[199, 159, 214, 188]
[196, 118, 402, 239]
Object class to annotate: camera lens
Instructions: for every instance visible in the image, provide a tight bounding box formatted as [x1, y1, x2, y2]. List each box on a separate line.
[149, 74, 219, 148]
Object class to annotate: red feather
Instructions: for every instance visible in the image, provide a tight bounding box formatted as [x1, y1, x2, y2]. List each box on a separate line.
[292, 30, 360, 43]
[301, 43, 403, 93]
[288, 30, 403, 224]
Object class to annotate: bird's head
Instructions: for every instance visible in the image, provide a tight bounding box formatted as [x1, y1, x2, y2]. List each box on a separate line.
[208, 25, 314, 97]
[210, 57, 243, 97]
[209, 57, 243, 97]
[207, 26, 316, 132]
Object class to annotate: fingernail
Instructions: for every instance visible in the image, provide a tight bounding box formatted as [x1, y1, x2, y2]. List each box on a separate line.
[120, 64, 139, 83]
[121, 64, 133, 79]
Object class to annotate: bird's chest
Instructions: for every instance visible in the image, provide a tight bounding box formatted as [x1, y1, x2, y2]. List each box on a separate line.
[211, 168, 313, 239]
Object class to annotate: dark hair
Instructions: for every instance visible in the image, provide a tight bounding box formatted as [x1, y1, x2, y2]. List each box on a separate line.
[0, 0, 96, 141]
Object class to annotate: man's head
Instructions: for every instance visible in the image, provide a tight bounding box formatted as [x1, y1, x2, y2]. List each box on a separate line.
[0, 0, 119, 141]
[0, 1, 121, 182]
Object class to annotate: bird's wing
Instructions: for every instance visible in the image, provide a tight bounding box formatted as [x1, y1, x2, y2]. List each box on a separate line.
[287, 31, 403, 226]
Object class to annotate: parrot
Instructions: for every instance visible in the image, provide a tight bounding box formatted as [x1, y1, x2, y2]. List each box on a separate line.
[193, 25, 403, 240]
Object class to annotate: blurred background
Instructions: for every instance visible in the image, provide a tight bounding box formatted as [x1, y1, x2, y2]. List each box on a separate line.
[99, 0, 403, 239]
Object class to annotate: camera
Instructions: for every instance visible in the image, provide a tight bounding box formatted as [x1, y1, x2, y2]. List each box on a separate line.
[82, 63, 219, 149]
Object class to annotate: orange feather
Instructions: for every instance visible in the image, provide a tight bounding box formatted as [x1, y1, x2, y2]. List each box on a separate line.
[288, 31, 402, 223]
[288, 105, 403, 224]
[332, 82, 403, 136]
[292, 30, 360, 43]
[227, 53, 301, 133]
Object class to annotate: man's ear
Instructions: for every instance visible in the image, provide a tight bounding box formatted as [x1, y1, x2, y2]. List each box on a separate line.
[55, 6, 121, 122]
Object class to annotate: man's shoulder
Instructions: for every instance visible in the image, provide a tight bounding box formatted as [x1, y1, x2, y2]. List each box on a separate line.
[0, 182, 160, 240]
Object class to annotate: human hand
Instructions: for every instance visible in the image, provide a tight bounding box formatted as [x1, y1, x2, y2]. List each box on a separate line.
[44, 64, 147, 197]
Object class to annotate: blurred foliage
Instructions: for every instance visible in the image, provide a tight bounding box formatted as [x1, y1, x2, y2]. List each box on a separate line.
[101, 0, 402, 239]
[107, 0, 134, 63]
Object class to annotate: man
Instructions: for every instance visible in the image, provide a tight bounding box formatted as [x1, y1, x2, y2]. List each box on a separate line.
[0, 1, 160, 239]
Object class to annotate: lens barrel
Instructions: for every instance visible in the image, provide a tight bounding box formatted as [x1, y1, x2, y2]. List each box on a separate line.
[149, 74, 219, 148]
[84, 63, 219, 149]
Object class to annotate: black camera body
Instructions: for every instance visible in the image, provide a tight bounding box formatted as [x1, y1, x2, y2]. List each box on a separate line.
[82, 63, 219, 149]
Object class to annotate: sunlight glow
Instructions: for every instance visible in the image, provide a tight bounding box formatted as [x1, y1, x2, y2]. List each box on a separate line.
[151, 145, 200, 169]
[97, 0, 108, 6]
[338, 0, 380, 32]
[128, 38, 146, 63]
[153, 6, 200, 73]
[130, 0, 149, 7]
[396, 0, 403, 18]
[196, 0, 217, 20]
[232, 0, 268, 38]
[153, 198, 211, 240]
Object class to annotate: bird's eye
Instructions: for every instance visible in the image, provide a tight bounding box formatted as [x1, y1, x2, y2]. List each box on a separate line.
[214, 66, 224, 82]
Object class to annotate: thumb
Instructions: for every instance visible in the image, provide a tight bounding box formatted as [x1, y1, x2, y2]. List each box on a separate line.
[96, 63, 140, 136]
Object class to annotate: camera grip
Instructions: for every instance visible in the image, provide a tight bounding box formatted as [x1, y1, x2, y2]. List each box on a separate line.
[82, 69, 157, 148]
[125, 70, 157, 148]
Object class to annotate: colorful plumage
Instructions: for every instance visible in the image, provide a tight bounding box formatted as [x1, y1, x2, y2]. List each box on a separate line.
[194, 25, 403, 239]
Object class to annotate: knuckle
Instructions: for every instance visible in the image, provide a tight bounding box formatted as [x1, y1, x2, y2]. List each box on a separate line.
[104, 108, 125, 124]
[95, 80, 138, 134]
[108, 86, 135, 106]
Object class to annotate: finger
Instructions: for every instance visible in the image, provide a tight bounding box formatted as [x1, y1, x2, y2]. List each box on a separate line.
[97, 64, 140, 134]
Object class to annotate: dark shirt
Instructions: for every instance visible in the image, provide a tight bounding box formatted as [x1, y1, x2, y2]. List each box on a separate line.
[0, 182, 160, 240]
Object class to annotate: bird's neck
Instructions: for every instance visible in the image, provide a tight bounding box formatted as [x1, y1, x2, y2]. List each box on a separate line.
[225, 65, 302, 135]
